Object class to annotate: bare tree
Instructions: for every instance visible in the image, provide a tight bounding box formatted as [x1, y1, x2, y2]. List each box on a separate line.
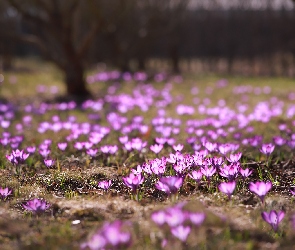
[0, 2, 18, 71]
[5, 0, 105, 99]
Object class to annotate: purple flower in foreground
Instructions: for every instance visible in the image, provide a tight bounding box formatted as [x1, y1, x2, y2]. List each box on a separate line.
[81, 220, 131, 250]
[260, 143, 275, 155]
[6, 149, 29, 165]
[261, 210, 285, 232]
[0, 187, 12, 200]
[249, 181, 272, 204]
[44, 159, 55, 168]
[171, 225, 191, 242]
[23, 198, 50, 214]
[189, 212, 206, 226]
[151, 210, 167, 226]
[122, 173, 144, 192]
[165, 207, 186, 227]
[155, 176, 183, 195]
[98, 180, 112, 190]
[101, 221, 131, 247]
[80, 232, 106, 250]
[218, 181, 236, 200]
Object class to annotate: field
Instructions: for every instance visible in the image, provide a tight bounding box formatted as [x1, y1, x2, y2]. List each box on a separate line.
[1, 59, 295, 249]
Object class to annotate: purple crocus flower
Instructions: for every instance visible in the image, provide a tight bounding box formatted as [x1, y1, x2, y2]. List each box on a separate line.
[86, 148, 98, 157]
[98, 180, 112, 190]
[44, 159, 55, 168]
[239, 168, 253, 179]
[261, 210, 285, 232]
[218, 181, 236, 200]
[219, 163, 240, 181]
[290, 187, 295, 196]
[130, 138, 147, 151]
[122, 173, 144, 192]
[142, 162, 152, 175]
[155, 137, 167, 145]
[227, 152, 242, 163]
[81, 220, 131, 250]
[80, 232, 107, 250]
[203, 141, 217, 152]
[173, 144, 184, 152]
[150, 144, 163, 154]
[171, 225, 191, 242]
[189, 212, 206, 226]
[39, 149, 51, 158]
[57, 142, 68, 151]
[273, 136, 286, 146]
[108, 145, 118, 155]
[26, 146, 36, 154]
[155, 176, 183, 195]
[218, 143, 232, 155]
[201, 165, 216, 179]
[260, 143, 275, 155]
[188, 170, 203, 182]
[23, 198, 50, 214]
[165, 207, 186, 227]
[131, 165, 143, 175]
[210, 156, 224, 169]
[151, 210, 167, 226]
[0, 187, 12, 200]
[84, 142, 93, 150]
[101, 221, 131, 247]
[150, 158, 167, 175]
[74, 142, 84, 150]
[119, 135, 129, 144]
[6, 149, 29, 165]
[249, 181, 272, 203]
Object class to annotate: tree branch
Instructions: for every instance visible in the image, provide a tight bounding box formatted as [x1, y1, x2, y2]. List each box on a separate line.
[5, 0, 48, 26]
[18, 34, 64, 69]
[77, 20, 103, 59]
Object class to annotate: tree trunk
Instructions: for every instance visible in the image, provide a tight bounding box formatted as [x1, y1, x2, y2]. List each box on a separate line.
[64, 62, 91, 99]
[137, 57, 146, 71]
[170, 45, 180, 73]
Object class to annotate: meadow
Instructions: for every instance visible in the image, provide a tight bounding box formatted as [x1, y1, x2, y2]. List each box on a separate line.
[0, 59, 295, 249]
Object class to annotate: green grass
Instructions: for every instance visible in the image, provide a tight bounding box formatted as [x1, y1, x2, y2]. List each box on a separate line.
[1, 58, 295, 249]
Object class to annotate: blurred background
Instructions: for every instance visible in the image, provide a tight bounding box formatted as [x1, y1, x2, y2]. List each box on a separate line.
[0, 0, 295, 96]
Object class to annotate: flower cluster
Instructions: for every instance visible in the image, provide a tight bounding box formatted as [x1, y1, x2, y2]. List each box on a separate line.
[22, 198, 50, 214]
[81, 220, 131, 250]
[151, 203, 205, 242]
[6, 149, 29, 165]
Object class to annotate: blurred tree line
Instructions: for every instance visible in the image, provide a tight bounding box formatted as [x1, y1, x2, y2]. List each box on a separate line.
[0, 0, 295, 97]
